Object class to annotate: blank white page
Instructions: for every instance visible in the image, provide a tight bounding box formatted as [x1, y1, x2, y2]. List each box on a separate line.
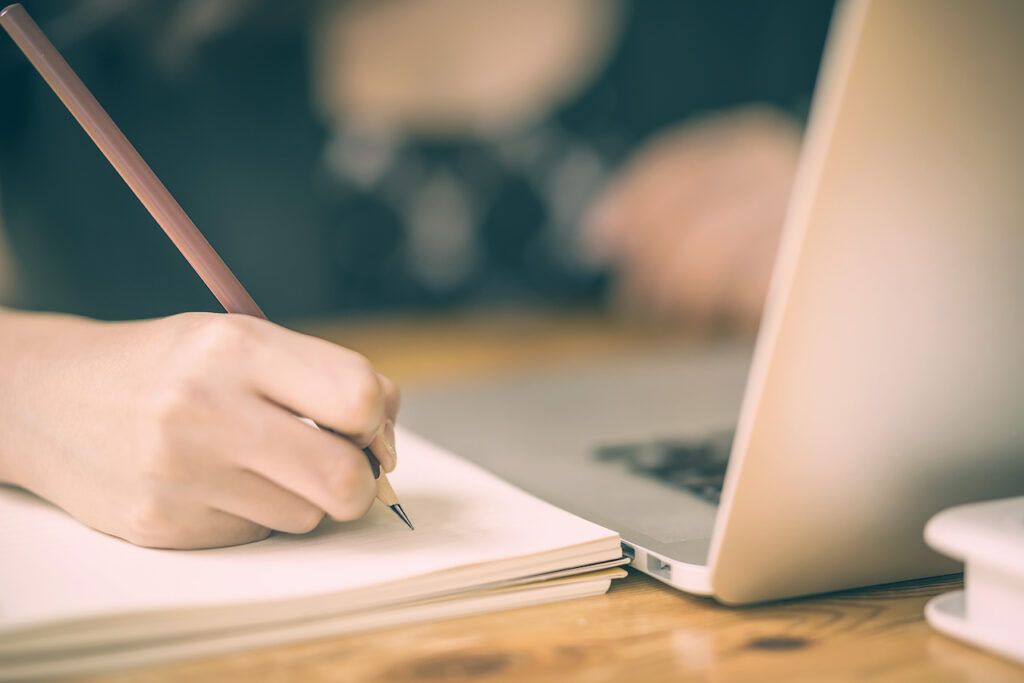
[0, 428, 618, 642]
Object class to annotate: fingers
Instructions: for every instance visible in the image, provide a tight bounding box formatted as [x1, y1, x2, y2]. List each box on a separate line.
[205, 468, 326, 535]
[152, 510, 271, 550]
[378, 372, 401, 420]
[367, 373, 399, 472]
[587, 108, 799, 330]
[288, 375, 398, 473]
[584, 147, 703, 263]
[227, 317, 395, 448]
[248, 321, 401, 472]
[649, 199, 760, 321]
[603, 187, 725, 325]
[368, 417, 397, 473]
[237, 399, 378, 522]
[121, 493, 271, 550]
[152, 315, 396, 537]
[124, 398, 378, 548]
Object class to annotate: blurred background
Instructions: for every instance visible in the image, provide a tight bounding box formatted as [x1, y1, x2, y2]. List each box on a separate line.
[0, 0, 833, 332]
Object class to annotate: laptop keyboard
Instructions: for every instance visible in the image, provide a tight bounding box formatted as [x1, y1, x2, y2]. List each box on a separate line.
[595, 431, 735, 504]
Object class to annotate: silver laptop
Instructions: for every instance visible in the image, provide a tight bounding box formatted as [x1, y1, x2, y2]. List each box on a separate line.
[401, 0, 1024, 604]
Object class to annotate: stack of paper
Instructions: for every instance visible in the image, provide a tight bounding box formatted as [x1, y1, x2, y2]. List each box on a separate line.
[0, 429, 624, 679]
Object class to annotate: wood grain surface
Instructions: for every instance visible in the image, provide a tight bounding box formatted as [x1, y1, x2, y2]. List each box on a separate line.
[75, 310, 1021, 682]
[85, 573, 1021, 683]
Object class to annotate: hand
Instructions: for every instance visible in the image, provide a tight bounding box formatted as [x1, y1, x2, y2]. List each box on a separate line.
[0, 310, 400, 549]
[584, 105, 802, 333]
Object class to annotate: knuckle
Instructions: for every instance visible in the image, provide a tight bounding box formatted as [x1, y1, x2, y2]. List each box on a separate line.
[342, 363, 384, 435]
[325, 454, 361, 499]
[187, 315, 253, 364]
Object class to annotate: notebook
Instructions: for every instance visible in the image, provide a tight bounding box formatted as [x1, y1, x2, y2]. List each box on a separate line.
[0, 429, 624, 679]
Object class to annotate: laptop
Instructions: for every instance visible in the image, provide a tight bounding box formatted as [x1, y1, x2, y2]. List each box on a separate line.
[401, 0, 1024, 604]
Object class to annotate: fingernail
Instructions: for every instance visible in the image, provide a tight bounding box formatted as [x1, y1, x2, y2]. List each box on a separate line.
[375, 420, 397, 473]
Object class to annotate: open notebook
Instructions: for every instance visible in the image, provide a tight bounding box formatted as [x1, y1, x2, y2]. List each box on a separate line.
[0, 429, 624, 680]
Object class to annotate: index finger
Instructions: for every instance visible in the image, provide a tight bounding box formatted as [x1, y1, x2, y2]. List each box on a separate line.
[238, 318, 392, 446]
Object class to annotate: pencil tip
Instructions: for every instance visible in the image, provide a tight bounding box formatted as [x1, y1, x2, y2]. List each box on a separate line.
[390, 504, 414, 530]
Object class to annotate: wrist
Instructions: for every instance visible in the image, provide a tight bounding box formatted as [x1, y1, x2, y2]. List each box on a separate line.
[0, 308, 108, 486]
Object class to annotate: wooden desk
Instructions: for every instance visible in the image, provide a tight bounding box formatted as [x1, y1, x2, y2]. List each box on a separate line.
[84, 311, 1020, 683]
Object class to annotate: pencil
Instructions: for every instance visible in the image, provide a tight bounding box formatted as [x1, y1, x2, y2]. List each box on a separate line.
[0, 3, 413, 530]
